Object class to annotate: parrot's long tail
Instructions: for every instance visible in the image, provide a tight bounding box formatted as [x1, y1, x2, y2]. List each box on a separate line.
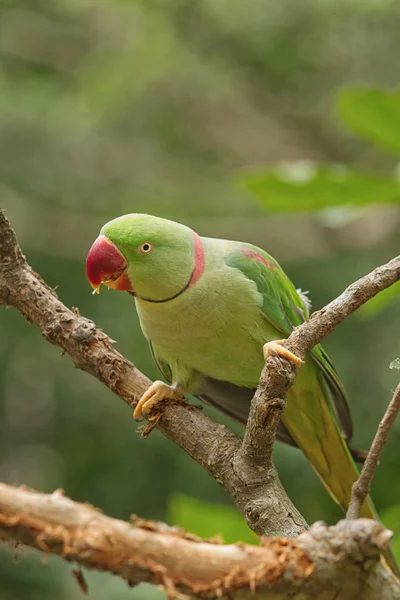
[282, 359, 399, 576]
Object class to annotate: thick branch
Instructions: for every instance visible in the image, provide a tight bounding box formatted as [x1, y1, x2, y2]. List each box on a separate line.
[0, 483, 398, 600]
[1, 210, 399, 539]
[347, 383, 400, 520]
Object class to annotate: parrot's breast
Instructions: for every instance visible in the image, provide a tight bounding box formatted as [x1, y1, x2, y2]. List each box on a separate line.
[134, 242, 281, 389]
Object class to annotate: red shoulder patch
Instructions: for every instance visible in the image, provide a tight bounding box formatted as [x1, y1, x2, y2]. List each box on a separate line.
[242, 248, 276, 270]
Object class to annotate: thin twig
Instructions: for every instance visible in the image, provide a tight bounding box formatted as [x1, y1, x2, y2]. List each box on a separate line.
[347, 383, 400, 520]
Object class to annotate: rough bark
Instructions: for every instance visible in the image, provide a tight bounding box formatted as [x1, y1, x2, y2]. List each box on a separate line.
[0, 210, 399, 539]
[0, 483, 398, 600]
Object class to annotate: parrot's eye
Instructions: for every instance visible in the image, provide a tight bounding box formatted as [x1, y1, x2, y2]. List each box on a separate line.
[138, 242, 153, 254]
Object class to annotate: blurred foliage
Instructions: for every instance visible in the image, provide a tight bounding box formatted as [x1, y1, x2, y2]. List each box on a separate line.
[338, 89, 400, 154]
[244, 89, 400, 212]
[168, 493, 257, 544]
[0, 0, 399, 599]
[243, 163, 400, 211]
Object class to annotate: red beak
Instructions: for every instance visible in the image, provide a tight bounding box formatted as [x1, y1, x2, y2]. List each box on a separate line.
[86, 235, 132, 293]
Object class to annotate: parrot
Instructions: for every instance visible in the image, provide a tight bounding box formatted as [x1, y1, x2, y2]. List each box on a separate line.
[86, 213, 398, 575]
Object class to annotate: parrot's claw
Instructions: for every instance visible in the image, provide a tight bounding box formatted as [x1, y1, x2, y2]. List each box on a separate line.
[263, 339, 303, 367]
[133, 381, 183, 420]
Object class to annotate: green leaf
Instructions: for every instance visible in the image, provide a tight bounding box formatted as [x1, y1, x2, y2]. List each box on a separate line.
[358, 281, 400, 319]
[381, 505, 400, 562]
[338, 89, 400, 154]
[168, 493, 258, 544]
[243, 162, 400, 212]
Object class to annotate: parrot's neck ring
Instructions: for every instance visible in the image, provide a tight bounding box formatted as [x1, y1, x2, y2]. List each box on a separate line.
[131, 231, 205, 304]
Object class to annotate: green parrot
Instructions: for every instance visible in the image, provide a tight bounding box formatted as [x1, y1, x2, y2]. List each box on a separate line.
[86, 213, 398, 574]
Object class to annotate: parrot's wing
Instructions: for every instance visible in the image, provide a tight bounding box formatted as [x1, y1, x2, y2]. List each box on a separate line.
[225, 244, 353, 442]
[225, 246, 374, 510]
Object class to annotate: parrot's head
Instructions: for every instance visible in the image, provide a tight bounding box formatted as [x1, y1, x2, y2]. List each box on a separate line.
[86, 214, 204, 302]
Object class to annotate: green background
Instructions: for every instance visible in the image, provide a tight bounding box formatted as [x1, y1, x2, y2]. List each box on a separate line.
[0, 1, 399, 598]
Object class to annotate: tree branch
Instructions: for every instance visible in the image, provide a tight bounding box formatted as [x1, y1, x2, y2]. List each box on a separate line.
[239, 255, 400, 467]
[0, 482, 398, 600]
[1, 209, 399, 540]
[347, 383, 400, 520]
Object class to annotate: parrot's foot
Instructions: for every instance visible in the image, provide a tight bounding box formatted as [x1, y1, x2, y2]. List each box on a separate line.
[263, 339, 303, 367]
[133, 381, 183, 420]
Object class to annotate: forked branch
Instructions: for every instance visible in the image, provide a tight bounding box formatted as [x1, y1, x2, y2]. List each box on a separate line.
[0, 209, 399, 538]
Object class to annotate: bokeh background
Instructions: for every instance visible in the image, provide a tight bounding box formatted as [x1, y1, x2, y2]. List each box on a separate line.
[1, 0, 399, 598]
